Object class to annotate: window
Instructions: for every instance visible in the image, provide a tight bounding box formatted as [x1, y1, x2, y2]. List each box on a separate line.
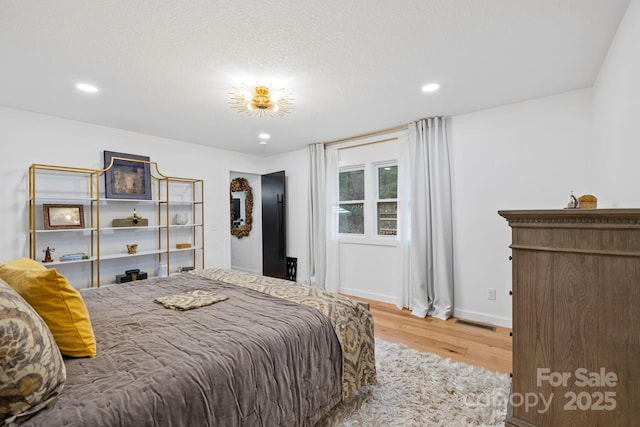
[377, 165, 398, 236]
[339, 169, 364, 234]
[338, 163, 398, 237]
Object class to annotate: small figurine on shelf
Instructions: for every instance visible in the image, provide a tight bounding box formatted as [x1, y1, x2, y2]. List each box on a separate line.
[42, 246, 55, 263]
[567, 191, 579, 209]
[132, 208, 139, 224]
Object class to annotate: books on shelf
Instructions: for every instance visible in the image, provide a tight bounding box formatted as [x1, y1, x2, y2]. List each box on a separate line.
[59, 253, 89, 262]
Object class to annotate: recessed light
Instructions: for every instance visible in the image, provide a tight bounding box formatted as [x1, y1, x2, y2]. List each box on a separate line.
[421, 83, 440, 93]
[76, 83, 99, 93]
[259, 133, 270, 139]
[258, 141, 268, 145]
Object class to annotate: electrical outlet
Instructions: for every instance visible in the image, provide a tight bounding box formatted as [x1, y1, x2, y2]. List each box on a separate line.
[487, 288, 496, 300]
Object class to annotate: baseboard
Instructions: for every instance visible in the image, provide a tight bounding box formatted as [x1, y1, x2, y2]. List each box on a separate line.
[230, 266, 262, 276]
[454, 308, 512, 328]
[339, 287, 398, 305]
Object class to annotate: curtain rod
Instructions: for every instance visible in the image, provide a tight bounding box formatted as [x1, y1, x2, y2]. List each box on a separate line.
[323, 124, 407, 147]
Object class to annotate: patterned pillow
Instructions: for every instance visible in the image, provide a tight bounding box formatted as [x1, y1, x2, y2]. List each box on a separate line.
[0, 279, 66, 425]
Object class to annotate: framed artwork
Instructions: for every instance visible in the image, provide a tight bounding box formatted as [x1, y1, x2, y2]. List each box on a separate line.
[104, 150, 152, 199]
[43, 204, 85, 229]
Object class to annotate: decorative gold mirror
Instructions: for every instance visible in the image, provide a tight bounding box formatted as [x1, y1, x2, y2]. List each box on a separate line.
[230, 177, 253, 238]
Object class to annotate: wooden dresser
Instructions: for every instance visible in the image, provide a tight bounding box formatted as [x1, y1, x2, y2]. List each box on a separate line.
[499, 209, 640, 427]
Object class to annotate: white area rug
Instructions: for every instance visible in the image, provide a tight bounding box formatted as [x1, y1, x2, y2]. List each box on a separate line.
[317, 339, 511, 427]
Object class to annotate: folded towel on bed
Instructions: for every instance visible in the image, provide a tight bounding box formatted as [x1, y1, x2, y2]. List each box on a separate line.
[154, 290, 229, 311]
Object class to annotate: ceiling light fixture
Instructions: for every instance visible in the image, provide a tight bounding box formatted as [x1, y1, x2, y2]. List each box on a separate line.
[76, 83, 99, 93]
[258, 133, 270, 139]
[229, 84, 293, 117]
[422, 83, 440, 93]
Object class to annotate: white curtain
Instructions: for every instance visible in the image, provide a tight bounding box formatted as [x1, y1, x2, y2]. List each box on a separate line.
[307, 143, 340, 292]
[324, 148, 341, 293]
[307, 143, 326, 287]
[398, 117, 454, 320]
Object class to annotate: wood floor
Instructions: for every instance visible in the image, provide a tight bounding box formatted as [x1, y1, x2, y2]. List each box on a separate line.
[345, 295, 513, 374]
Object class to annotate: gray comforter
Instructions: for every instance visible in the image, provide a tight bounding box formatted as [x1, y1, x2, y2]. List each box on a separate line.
[22, 274, 342, 426]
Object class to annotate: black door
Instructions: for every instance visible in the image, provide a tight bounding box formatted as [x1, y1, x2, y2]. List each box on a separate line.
[262, 171, 286, 278]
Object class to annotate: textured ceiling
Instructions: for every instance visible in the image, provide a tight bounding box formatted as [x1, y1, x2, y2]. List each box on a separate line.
[0, 0, 630, 156]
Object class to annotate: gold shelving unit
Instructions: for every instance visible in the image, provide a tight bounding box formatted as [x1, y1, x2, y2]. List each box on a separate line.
[29, 159, 204, 287]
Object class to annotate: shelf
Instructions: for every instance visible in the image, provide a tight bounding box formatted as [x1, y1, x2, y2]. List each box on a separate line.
[96, 225, 202, 231]
[97, 198, 165, 204]
[99, 246, 203, 261]
[41, 256, 97, 266]
[99, 249, 166, 260]
[99, 225, 165, 232]
[96, 198, 199, 205]
[33, 227, 97, 234]
[170, 246, 202, 253]
[168, 224, 203, 229]
[31, 197, 97, 205]
[166, 200, 200, 206]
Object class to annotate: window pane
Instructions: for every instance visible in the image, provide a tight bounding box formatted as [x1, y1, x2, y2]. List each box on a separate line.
[339, 170, 364, 201]
[378, 166, 397, 199]
[378, 202, 397, 236]
[339, 203, 364, 234]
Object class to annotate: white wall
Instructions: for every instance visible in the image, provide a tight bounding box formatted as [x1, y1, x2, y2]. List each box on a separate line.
[262, 148, 310, 283]
[449, 1, 640, 327]
[0, 106, 266, 273]
[264, 137, 402, 302]
[261, 90, 595, 329]
[450, 88, 594, 327]
[336, 137, 401, 303]
[229, 171, 262, 275]
[271, 91, 594, 328]
[0, 91, 598, 327]
[283, 90, 594, 327]
[593, 0, 640, 206]
[290, 0, 638, 326]
[229, 150, 310, 282]
[7, 7, 635, 324]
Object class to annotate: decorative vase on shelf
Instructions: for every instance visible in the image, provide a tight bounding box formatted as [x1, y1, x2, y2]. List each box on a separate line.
[157, 263, 168, 278]
[174, 213, 188, 225]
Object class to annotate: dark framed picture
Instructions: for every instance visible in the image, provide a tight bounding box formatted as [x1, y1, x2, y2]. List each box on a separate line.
[104, 151, 152, 200]
[43, 204, 85, 230]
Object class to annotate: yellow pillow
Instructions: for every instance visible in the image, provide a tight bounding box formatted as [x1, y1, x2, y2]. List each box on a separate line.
[0, 260, 97, 358]
[3, 257, 47, 270]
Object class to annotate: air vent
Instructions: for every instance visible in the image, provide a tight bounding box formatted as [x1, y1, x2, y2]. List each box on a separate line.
[455, 319, 496, 332]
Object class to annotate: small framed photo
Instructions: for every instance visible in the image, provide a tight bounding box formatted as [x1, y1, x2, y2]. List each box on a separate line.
[43, 204, 85, 230]
[104, 150, 152, 200]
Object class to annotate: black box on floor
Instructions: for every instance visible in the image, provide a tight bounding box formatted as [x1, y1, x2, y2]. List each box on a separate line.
[115, 269, 148, 283]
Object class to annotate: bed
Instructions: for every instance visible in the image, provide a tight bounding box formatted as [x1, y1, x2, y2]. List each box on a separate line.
[7, 268, 376, 426]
